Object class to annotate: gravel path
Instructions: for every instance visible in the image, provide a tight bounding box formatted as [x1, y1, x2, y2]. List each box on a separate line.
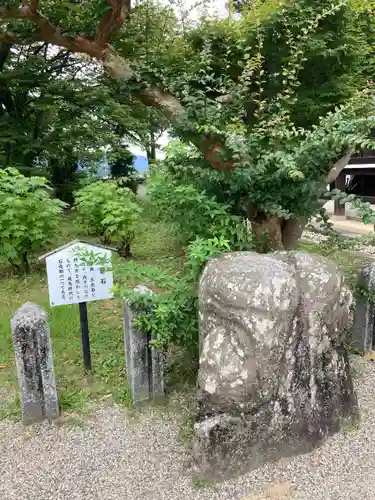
[1, 356, 375, 500]
[303, 229, 375, 257]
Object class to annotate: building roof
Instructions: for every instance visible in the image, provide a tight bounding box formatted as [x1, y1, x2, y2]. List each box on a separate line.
[345, 163, 375, 169]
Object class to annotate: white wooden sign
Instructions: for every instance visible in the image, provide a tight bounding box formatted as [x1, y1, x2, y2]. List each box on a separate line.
[44, 241, 114, 307]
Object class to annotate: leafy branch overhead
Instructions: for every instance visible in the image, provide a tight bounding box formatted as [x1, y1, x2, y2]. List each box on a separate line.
[0, 1, 372, 175]
[0, 1, 130, 56]
[0, 0, 189, 141]
[2, 0, 375, 252]
[0, 39, 127, 198]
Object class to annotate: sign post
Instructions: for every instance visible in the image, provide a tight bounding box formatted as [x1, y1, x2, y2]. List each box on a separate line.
[79, 301, 91, 372]
[40, 240, 115, 372]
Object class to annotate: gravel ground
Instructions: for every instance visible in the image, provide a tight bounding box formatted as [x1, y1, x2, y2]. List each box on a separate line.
[0, 356, 375, 500]
[303, 229, 375, 257]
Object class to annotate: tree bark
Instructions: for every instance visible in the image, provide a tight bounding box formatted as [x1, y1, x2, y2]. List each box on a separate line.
[118, 242, 132, 259]
[149, 127, 157, 162]
[20, 252, 30, 274]
[282, 217, 307, 250]
[248, 205, 284, 253]
[326, 150, 353, 185]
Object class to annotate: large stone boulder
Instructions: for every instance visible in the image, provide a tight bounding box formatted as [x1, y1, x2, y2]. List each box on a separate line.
[193, 251, 358, 480]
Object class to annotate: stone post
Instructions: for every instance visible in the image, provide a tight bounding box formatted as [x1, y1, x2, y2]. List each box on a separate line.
[151, 343, 165, 397]
[123, 286, 164, 404]
[353, 263, 375, 353]
[124, 300, 150, 404]
[11, 303, 59, 425]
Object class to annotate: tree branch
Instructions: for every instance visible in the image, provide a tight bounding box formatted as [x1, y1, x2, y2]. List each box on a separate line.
[0, 7, 30, 20]
[95, 0, 131, 46]
[28, 0, 39, 13]
[0, 2, 234, 172]
[0, 6, 106, 58]
[0, 31, 38, 45]
[0, 1, 131, 56]
[326, 150, 354, 184]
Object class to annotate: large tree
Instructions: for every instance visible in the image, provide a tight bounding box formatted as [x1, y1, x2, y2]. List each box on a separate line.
[0, 42, 80, 169]
[102, 83, 169, 162]
[1, 0, 375, 249]
[0, 38, 130, 200]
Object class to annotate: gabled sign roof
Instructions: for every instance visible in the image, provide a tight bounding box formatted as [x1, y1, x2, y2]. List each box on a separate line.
[38, 240, 117, 261]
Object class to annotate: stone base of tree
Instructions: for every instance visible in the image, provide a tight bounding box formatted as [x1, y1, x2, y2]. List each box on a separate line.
[193, 251, 358, 480]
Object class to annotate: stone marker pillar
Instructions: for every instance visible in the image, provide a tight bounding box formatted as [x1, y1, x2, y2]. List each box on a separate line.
[151, 343, 165, 396]
[123, 286, 164, 404]
[124, 300, 150, 404]
[11, 302, 59, 425]
[353, 263, 375, 353]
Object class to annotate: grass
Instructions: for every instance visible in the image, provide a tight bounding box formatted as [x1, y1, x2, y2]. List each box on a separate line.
[0, 268, 129, 418]
[191, 478, 217, 490]
[0, 200, 186, 418]
[0, 201, 373, 420]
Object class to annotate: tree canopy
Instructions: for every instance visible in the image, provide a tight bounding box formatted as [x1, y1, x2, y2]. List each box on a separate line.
[1, 0, 375, 248]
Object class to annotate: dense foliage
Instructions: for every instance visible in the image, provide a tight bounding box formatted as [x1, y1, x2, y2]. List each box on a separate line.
[115, 235, 232, 352]
[74, 180, 142, 257]
[149, 141, 252, 249]
[0, 168, 65, 272]
[142, 0, 375, 250]
[108, 146, 139, 193]
[123, 0, 375, 347]
[3, 1, 375, 249]
[0, 44, 125, 196]
[2, 0, 375, 352]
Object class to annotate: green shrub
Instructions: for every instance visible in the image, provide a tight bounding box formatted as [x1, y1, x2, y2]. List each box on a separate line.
[0, 167, 66, 272]
[74, 180, 142, 257]
[149, 168, 251, 250]
[115, 236, 232, 354]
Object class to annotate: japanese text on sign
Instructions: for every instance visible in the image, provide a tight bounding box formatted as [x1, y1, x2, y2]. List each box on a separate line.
[46, 243, 113, 307]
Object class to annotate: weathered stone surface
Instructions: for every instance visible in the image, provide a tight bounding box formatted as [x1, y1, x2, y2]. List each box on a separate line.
[124, 304, 150, 404]
[11, 302, 59, 425]
[124, 286, 165, 404]
[151, 343, 165, 397]
[352, 263, 375, 353]
[193, 251, 357, 479]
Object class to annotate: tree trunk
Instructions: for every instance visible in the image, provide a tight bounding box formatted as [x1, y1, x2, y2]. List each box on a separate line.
[146, 145, 156, 163]
[118, 242, 132, 259]
[3, 142, 12, 166]
[282, 217, 307, 250]
[148, 127, 157, 162]
[249, 207, 284, 253]
[20, 252, 30, 274]
[249, 202, 308, 252]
